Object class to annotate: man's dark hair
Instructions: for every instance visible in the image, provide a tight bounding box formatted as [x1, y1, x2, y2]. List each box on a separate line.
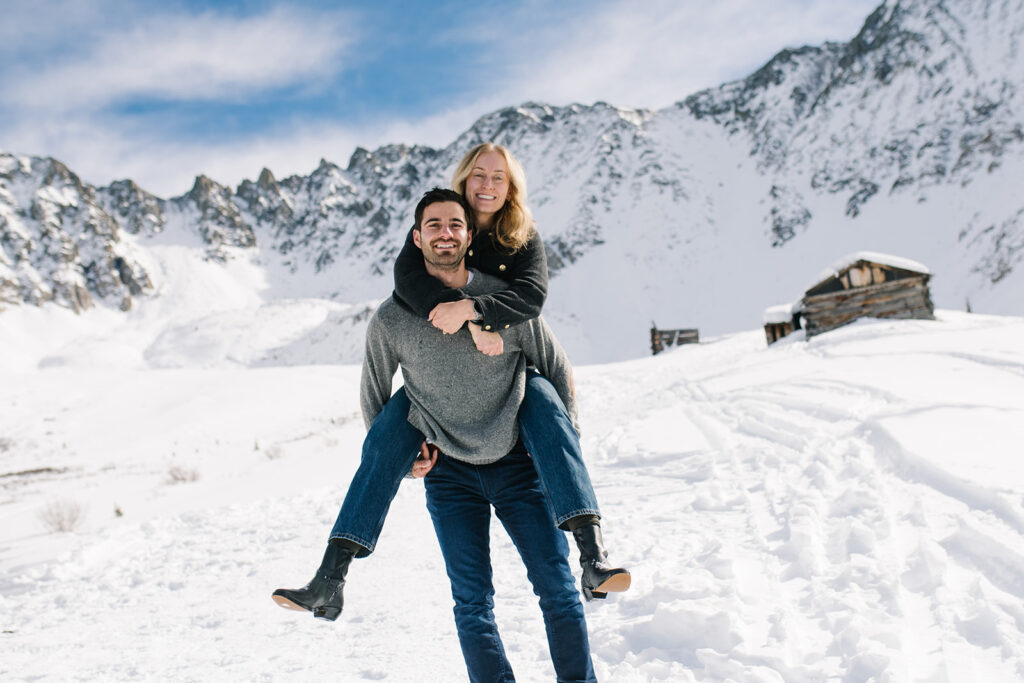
[413, 187, 475, 233]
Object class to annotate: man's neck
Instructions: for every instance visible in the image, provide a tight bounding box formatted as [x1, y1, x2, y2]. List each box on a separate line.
[424, 262, 470, 288]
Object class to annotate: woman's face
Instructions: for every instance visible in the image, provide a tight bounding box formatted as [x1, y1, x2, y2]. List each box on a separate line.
[464, 151, 510, 226]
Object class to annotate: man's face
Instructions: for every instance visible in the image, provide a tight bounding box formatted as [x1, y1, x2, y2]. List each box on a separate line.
[413, 201, 471, 269]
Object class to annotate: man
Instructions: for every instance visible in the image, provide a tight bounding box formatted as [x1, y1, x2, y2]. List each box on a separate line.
[362, 188, 596, 681]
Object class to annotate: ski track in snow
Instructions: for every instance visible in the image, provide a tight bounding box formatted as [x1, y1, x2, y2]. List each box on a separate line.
[3, 312, 1024, 681]
[577, 314, 1024, 682]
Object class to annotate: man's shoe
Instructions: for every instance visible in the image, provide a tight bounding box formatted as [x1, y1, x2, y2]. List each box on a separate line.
[272, 543, 355, 621]
[572, 523, 631, 601]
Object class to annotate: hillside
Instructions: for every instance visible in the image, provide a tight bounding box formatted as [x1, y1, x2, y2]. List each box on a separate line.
[2, 311, 1023, 680]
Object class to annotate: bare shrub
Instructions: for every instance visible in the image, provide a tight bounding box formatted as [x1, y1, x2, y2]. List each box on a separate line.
[167, 465, 201, 484]
[264, 444, 283, 460]
[38, 498, 87, 533]
[0, 437, 14, 452]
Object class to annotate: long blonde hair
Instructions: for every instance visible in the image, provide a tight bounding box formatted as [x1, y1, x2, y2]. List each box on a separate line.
[451, 143, 535, 252]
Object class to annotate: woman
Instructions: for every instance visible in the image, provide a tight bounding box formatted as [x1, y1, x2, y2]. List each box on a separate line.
[273, 143, 629, 622]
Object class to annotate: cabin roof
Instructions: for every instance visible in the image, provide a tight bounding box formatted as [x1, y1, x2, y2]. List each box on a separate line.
[763, 301, 801, 324]
[805, 251, 930, 293]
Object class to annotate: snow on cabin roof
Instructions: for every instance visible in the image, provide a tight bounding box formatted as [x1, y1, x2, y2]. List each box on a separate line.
[805, 251, 930, 292]
[763, 301, 800, 324]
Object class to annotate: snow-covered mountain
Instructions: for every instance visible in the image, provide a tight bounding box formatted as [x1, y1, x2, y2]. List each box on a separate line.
[1, 0, 1022, 363]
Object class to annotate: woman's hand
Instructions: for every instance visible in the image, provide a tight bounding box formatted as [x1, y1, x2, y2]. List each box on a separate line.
[469, 323, 504, 356]
[429, 300, 477, 335]
[412, 442, 438, 478]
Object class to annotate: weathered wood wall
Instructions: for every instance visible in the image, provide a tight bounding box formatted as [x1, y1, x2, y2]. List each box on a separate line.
[801, 275, 934, 338]
[764, 321, 794, 345]
[651, 327, 700, 355]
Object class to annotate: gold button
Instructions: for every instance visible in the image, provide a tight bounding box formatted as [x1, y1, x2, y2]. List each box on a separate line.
[468, 249, 473, 256]
[498, 264, 507, 271]
[484, 325, 491, 330]
[504, 324, 510, 329]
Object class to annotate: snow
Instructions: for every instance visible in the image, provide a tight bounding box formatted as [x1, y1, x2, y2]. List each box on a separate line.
[3, 298, 1024, 681]
[761, 302, 799, 324]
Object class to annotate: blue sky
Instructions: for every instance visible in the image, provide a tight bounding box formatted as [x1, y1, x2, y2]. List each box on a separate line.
[0, 0, 881, 196]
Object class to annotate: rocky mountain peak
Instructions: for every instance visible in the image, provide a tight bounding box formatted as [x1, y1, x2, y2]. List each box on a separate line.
[98, 178, 165, 236]
[256, 167, 277, 192]
[1, 153, 152, 313]
[178, 174, 255, 254]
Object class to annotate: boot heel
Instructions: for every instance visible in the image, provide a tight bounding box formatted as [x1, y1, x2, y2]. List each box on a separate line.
[595, 571, 631, 594]
[314, 605, 342, 621]
[573, 523, 629, 602]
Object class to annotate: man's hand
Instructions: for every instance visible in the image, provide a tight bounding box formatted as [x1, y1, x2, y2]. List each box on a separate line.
[412, 442, 439, 478]
[429, 299, 477, 335]
[469, 323, 504, 356]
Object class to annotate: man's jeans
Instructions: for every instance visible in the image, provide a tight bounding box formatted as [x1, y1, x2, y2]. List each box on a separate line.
[329, 373, 600, 553]
[424, 451, 597, 683]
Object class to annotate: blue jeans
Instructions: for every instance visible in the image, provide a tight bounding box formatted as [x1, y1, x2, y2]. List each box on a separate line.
[329, 388, 423, 554]
[329, 374, 600, 554]
[519, 369, 600, 528]
[424, 452, 596, 683]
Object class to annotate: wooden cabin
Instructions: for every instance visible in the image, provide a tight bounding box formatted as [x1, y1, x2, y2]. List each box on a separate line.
[799, 252, 934, 338]
[763, 301, 802, 345]
[763, 252, 934, 344]
[650, 323, 699, 355]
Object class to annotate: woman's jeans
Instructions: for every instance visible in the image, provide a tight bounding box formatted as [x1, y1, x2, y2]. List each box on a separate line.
[424, 452, 596, 683]
[518, 369, 600, 529]
[329, 372, 600, 553]
[329, 387, 422, 554]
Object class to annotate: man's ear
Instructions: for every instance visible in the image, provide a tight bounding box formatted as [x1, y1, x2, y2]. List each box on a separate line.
[412, 228, 421, 249]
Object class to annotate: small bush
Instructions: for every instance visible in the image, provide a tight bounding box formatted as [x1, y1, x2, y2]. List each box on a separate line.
[167, 465, 200, 484]
[38, 499, 87, 533]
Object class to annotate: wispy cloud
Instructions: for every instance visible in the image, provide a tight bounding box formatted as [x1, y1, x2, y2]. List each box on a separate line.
[5, 5, 356, 111]
[459, 0, 880, 110]
[6, 105, 488, 197]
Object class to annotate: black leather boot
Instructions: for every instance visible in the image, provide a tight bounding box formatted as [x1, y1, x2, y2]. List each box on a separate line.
[572, 523, 631, 601]
[272, 543, 355, 621]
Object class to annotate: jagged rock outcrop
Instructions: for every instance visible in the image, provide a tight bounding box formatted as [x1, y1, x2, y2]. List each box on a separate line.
[97, 179, 165, 236]
[0, 154, 152, 312]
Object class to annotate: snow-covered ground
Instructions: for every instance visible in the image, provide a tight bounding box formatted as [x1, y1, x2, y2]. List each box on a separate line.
[3, 301, 1024, 681]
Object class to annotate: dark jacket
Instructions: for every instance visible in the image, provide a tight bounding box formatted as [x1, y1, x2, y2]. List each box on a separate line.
[393, 226, 548, 331]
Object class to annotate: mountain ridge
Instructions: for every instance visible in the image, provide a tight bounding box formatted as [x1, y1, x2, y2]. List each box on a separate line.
[1, 0, 1021, 362]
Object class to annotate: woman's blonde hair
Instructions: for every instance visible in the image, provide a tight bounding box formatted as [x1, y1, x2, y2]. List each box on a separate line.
[451, 143, 535, 252]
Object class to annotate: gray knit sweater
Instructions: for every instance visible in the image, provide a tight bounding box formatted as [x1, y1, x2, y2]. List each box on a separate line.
[360, 270, 578, 465]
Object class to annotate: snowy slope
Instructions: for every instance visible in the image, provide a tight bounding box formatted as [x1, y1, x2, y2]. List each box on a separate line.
[3, 310, 1024, 681]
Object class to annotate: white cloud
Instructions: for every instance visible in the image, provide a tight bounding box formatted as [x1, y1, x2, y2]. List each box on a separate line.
[466, 0, 882, 110]
[3, 104, 488, 197]
[5, 6, 356, 111]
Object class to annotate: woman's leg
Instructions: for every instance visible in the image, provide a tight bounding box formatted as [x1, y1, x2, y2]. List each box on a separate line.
[519, 370, 631, 601]
[425, 455, 515, 683]
[518, 369, 600, 529]
[273, 388, 425, 619]
[487, 453, 597, 683]
[328, 387, 424, 555]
